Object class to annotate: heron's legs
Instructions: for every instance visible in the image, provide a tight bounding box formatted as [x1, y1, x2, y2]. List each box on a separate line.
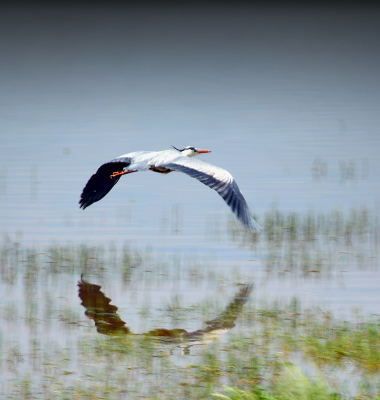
[110, 170, 137, 178]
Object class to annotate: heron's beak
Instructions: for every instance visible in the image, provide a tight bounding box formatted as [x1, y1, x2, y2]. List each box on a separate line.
[198, 149, 211, 153]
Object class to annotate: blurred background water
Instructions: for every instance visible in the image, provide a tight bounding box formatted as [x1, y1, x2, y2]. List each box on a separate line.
[1, 4, 379, 244]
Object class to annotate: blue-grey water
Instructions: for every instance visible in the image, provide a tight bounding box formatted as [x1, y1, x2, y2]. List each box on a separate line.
[1, 6, 379, 245]
[1, 7, 380, 392]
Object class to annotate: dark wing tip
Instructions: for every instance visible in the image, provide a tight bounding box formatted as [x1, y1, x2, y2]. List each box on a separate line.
[221, 181, 261, 232]
[79, 161, 130, 209]
[239, 207, 261, 232]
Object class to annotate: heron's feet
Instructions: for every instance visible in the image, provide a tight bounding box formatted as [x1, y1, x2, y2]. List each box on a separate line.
[110, 170, 136, 178]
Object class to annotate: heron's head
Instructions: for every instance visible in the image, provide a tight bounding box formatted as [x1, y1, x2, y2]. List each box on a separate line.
[172, 146, 211, 157]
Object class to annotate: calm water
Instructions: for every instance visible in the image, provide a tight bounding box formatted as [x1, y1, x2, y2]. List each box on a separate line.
[1, 6, 379, 245]
[1, 6, 380, 394]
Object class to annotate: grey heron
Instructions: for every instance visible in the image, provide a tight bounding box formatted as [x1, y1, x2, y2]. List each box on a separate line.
[79, 146, 260, 231]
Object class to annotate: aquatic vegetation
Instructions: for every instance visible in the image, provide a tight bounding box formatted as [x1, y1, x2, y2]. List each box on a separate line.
[2, 298, 380, 399]
[0, 207, 379, 399]
[224, 206, 378, 277]
[212, 365, 340, 400]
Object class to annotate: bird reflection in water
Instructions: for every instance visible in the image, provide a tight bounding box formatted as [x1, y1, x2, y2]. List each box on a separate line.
[78, 277, 252, 353]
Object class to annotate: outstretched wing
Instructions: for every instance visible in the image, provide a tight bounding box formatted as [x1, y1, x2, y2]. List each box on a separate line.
[162, 157, 260, 231]
[79, 158, 131, 210]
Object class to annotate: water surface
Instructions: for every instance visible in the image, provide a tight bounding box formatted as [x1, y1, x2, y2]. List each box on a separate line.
[1, 4, 380, 397]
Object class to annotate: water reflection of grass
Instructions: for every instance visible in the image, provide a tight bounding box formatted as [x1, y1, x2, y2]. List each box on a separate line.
[2, 207, 377, 281]
[224, 206, 378, 277]
[5, 300, 380, 399]
[90, 304, 380, 398]
[1, 207, 380, 398]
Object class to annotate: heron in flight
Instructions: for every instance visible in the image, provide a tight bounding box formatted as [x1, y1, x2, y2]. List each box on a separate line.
[79, 146, 260, 231]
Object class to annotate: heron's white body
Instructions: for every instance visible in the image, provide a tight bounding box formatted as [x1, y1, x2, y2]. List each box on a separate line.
[79, 147, 260, 231]
[121, 149, 233, 183]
